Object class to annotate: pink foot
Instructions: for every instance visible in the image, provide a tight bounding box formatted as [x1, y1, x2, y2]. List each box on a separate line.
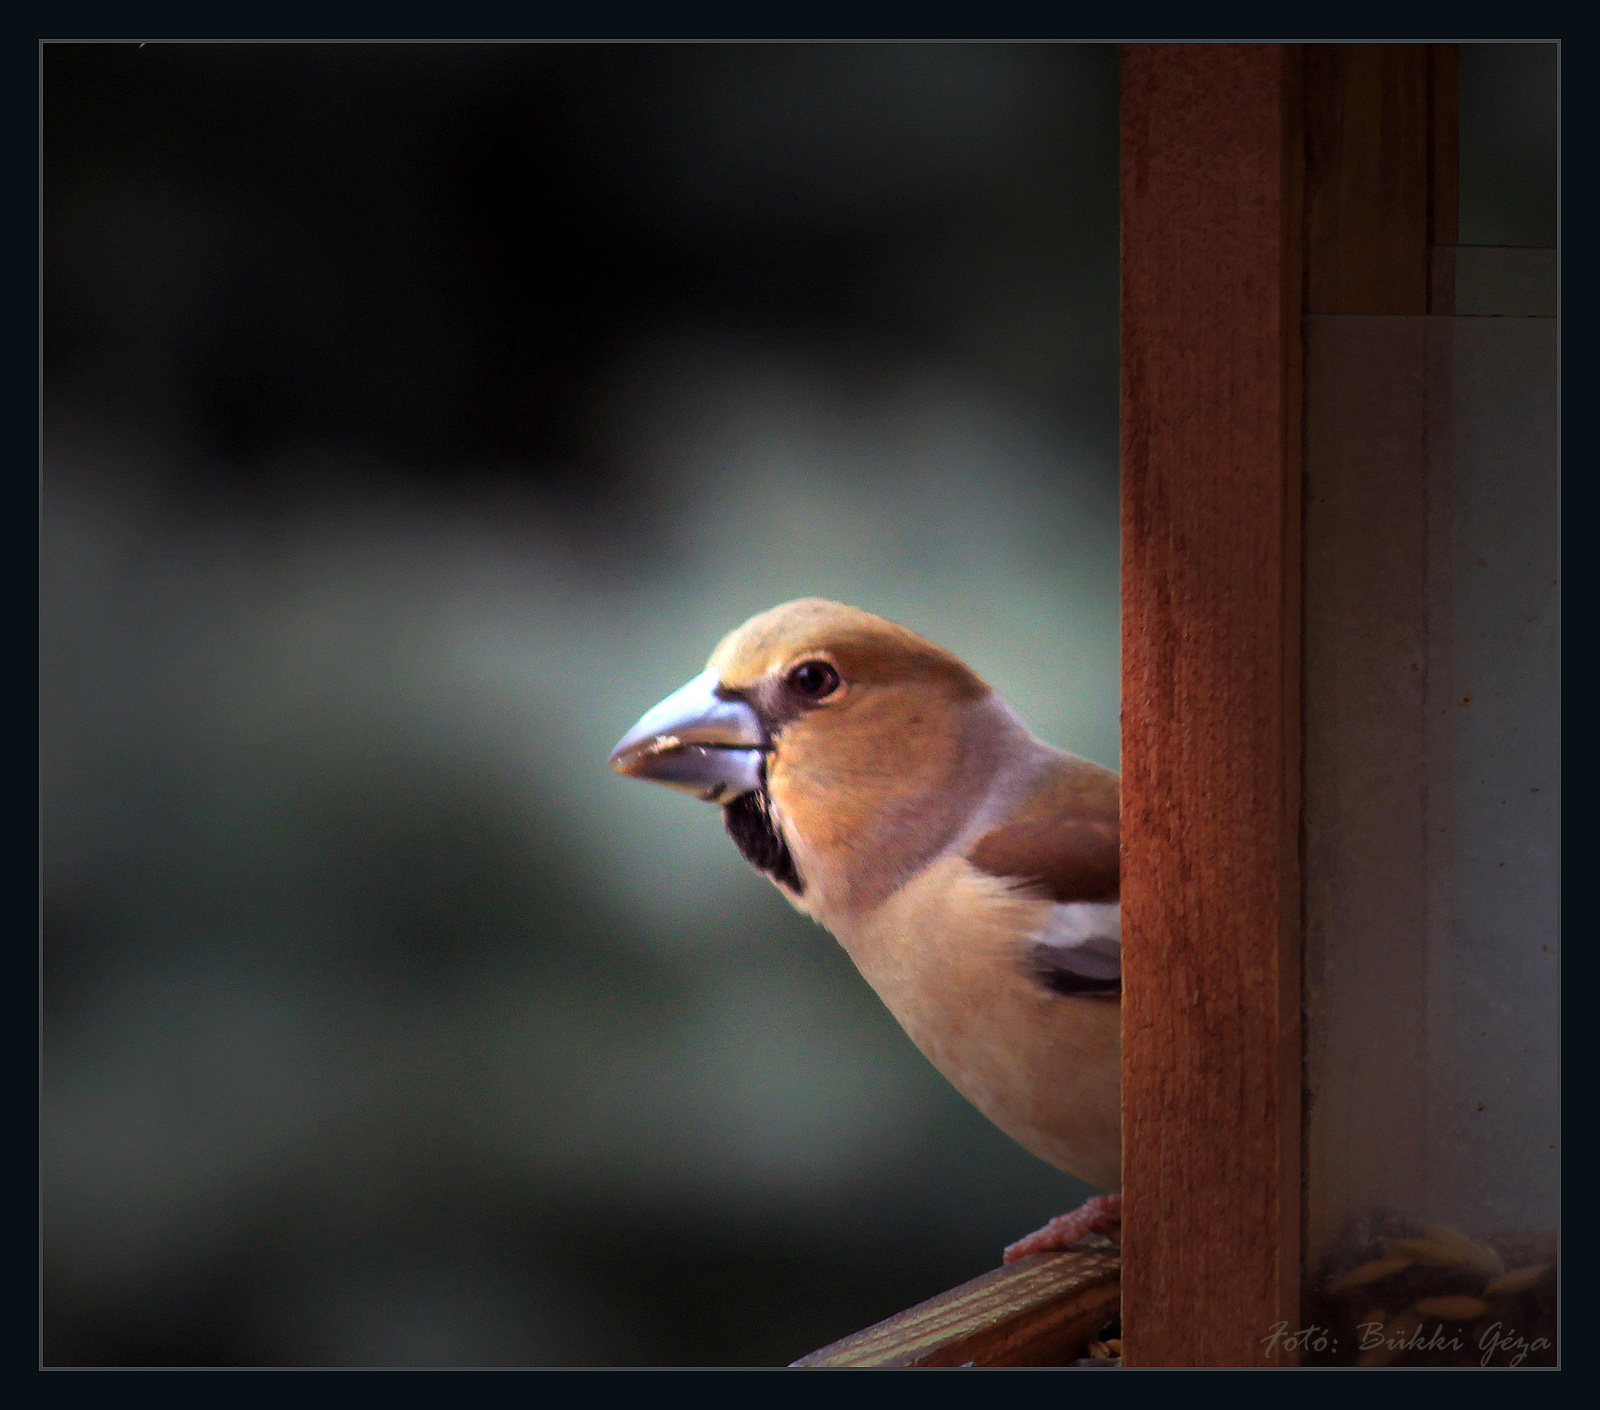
[1003, 1193, 1122, 1264]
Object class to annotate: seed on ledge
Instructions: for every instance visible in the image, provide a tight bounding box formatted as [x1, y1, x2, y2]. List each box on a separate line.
[1326, 1256, 1411, 1293]
[1379, 1236, 1467, 1268]
[1418, 1224, 1504, 1275]
[1484, 1264, 1551, 1297]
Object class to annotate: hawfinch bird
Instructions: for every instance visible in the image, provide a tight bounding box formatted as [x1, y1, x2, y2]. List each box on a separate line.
[609, 599, 1121, 1260]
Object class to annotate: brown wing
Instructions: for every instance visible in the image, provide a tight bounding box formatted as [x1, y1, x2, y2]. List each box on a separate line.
[967, 755, 1121, 997]
[966, 756, 1120, 903]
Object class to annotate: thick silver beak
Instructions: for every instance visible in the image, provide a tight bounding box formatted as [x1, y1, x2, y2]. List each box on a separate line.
[609, 668, 766, 802]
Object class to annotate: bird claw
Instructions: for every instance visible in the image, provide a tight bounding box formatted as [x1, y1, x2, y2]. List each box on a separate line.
[1002, 1192, 1122, 1263]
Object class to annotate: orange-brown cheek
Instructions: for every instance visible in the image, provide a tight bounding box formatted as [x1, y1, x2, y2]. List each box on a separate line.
[766, 732, 870, 853]
[768, 703, 959, 849]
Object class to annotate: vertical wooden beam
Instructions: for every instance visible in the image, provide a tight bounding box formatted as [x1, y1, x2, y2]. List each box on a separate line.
[1428, 44, 1460, 249]
[1302, 44, 1431, 314]
[1428, 44, 1461, 314]
[1120, 43, 1304, 1368]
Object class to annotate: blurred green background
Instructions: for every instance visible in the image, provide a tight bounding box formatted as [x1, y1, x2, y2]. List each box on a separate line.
[42, 41, 1555, 1367]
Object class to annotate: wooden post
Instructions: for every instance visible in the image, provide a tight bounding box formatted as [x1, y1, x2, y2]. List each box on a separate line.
[1428, 44, 1460, 314]
[1302, 44, 1431, 315]
[1120, 42, 1454, 1367]
[1120, 42, 1305, 1368]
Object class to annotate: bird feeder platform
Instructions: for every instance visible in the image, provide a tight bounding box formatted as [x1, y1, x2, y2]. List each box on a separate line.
[791, 1249, 1120, 1368]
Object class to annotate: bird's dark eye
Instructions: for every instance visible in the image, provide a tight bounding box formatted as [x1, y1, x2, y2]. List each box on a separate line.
[787, 660, 841, 700]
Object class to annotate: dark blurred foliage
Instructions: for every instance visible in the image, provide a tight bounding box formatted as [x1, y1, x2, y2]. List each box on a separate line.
[41, 41, 1554, 1368]
[45, 44, 1120, 501]
[44, 42, 1122, 1368]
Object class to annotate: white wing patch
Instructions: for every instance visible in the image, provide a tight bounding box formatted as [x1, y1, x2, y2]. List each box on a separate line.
[1033, 901, 1121, 982]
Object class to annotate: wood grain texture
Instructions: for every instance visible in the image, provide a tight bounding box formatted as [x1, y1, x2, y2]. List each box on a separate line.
[790, 1250, 1120, 1368]
[1120, 43, 1304, 1367]
[1303, 44, 1431, 314]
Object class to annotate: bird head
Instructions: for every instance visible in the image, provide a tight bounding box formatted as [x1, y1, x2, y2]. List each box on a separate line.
[611, 599, 1009, 910]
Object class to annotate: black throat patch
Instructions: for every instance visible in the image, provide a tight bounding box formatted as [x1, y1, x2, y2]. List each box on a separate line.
[723, 789, 804, 895]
